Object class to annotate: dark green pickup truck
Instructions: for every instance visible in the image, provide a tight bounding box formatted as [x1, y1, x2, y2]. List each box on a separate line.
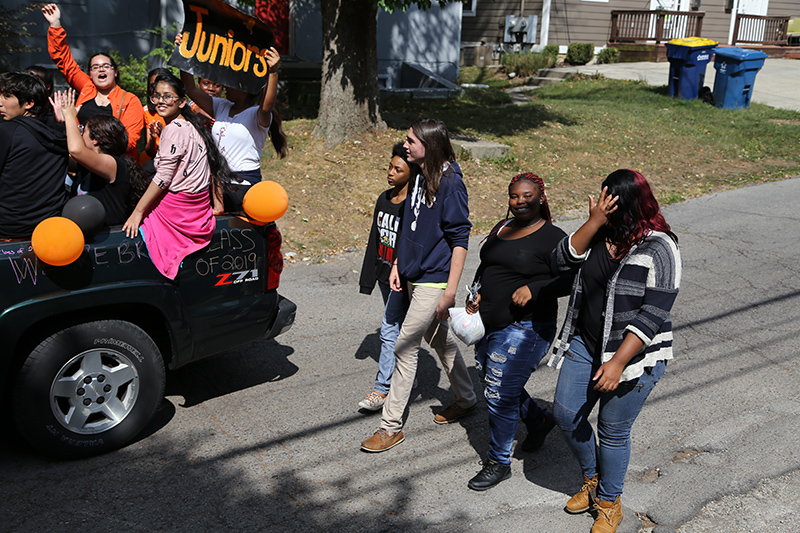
[1, 215, 295, 458]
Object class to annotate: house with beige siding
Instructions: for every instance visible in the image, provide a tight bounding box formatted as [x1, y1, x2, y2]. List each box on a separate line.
[461, 0, 800, 63]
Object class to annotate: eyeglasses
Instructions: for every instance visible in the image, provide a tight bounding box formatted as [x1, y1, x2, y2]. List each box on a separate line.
[150, 94, 180, 104]
[89, 63, 114, 71]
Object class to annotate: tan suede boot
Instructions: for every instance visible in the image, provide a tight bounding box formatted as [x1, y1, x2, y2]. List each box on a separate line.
[565, 473, 598, 513]
[591, 495, 622, 533]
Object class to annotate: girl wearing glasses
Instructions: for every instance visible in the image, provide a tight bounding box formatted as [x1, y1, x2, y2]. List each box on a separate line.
[122, 73, 234, 280]
[42, 3, 144, 159]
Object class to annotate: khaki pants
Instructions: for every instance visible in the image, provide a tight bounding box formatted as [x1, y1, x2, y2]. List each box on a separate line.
[381, 283, 476, 433]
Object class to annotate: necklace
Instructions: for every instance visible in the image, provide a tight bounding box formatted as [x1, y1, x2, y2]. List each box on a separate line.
[513, 217, 544, 229]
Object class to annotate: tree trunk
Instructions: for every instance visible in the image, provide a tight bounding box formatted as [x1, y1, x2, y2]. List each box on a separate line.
[314, 0, 387, 149]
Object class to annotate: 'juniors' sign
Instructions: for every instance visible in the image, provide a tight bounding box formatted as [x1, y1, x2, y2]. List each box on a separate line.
[169, 0, 275, 93]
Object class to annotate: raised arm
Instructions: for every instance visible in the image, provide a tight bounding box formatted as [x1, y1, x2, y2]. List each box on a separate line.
[54, 90, 117, 182]
[42, 3, 91, 93]
[569, 186, 618, 256]
[257, 47, 280, 128]
[174, 32, 215, 117]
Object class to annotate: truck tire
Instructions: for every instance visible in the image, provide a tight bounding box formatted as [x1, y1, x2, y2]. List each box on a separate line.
[12, 320, 165, 459]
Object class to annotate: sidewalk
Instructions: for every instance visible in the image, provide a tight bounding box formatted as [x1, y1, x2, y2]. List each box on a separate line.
[549, 58, 800, 111]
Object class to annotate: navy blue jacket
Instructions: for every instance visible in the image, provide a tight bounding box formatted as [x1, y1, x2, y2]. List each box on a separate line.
[397, 161, 471, 284]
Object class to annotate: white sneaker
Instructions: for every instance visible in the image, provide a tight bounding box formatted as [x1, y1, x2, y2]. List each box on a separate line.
[358, 391, 387, 411]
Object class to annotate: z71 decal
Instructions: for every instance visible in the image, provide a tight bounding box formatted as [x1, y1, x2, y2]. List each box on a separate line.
[215, 269, 259, 286]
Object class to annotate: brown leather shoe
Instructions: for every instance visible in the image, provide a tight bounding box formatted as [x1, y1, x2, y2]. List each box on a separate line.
[591, 495, 622, 533]
[433, 402, 477, 424]
[360, 429, 405, 452]
[565, 473, 598, 513]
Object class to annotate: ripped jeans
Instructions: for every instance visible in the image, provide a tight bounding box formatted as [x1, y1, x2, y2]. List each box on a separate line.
[475, 320, 556, 466]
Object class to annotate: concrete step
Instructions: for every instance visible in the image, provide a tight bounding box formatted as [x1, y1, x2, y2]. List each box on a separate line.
[537, 68, 576, 79]
[450, 134, 509, 160]
[524, 76, 564, 87]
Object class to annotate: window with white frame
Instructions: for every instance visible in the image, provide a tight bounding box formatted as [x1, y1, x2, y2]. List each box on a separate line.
[463, 0, 477, 16]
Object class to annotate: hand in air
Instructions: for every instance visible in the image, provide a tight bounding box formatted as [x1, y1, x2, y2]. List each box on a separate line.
[588, 186, 618, 228]
[41, 4, 62, 28]
[148, 121, 163, 138]
[265, 47, 281, 71]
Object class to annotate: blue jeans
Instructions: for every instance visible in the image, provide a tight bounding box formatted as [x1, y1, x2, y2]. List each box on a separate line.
[553, 335, 666, 501]
[475, 320, 556, 466]
[374, 281, 407, 395]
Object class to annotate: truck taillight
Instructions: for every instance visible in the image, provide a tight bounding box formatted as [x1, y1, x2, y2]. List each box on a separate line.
[266, 224, 283, 290]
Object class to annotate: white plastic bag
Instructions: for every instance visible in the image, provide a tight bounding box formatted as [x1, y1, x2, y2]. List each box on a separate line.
[449, 307, 485, 346]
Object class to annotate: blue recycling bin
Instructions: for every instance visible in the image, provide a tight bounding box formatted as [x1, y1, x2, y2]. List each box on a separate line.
[712, 47, 768, 110]
[666, 37, 718, 100]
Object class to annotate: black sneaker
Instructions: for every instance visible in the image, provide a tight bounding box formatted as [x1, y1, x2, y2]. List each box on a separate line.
[467, 460, 511, 491]
[520, 412, 555, 453]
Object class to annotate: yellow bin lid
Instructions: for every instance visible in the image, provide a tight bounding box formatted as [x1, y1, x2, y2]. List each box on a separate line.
[668, 37, 719, 47]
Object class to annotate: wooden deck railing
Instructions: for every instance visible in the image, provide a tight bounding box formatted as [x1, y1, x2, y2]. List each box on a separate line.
[733, 14, 789, 45]
[610, 10, 705, 44]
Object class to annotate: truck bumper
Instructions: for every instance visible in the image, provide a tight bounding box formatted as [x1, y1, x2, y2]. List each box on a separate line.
[265, 294, 296, 339]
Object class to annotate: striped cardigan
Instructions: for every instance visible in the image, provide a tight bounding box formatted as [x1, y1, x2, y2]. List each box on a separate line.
[547, 231, 682, 382]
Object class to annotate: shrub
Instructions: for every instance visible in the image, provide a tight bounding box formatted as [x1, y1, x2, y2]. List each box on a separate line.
[565, 42, 594, 66]
[501, 51, 556, 78]
[110, 25, 180, 105]
[543, 44, 559, 62]
[110, 50, 149, 102]
[596, 47, 620, 64]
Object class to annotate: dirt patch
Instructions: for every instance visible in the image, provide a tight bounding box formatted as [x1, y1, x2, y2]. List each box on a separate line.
[263, 79, 800, 260]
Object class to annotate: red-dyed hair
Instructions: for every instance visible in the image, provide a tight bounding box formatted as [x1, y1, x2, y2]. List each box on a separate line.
[507, 172, 551, 223]
[483, 173, 551, 243]
[602, 169, 676, 257]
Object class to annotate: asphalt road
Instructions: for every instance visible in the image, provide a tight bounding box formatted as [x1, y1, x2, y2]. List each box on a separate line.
[2, 177, 800, 532]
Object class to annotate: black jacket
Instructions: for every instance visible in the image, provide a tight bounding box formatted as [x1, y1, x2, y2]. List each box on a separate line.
[0, 116, 69, 238]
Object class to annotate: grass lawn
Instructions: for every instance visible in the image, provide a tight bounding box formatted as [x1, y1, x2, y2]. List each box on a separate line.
[264, 75, 800, 260]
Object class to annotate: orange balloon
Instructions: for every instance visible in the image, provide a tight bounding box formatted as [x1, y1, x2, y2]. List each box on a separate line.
[31, 217, 85, 266]
[242, 181, 289, 223]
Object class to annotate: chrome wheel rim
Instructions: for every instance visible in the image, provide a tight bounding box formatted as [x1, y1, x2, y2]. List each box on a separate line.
[49, 348, 140, 434]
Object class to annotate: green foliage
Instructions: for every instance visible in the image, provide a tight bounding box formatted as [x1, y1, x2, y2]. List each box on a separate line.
[0, 3, 40, 71]
[145, 24, 181, 69]
[543, 45, 559, 62]
[458, 66, 511, 89]
[501, 51, 556, 78]
[110, 50, 149, 102]
[111, 25, 180, 104]
[458, 87, 512, 107]
[596, 47, 620, 65]
[565, 43, 594, 66]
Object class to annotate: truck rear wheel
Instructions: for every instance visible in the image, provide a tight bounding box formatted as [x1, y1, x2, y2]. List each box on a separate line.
[12, 320, 165, 459]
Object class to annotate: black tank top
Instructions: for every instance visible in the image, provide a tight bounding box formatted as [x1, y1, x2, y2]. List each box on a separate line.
[77, 98, 112, 125]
